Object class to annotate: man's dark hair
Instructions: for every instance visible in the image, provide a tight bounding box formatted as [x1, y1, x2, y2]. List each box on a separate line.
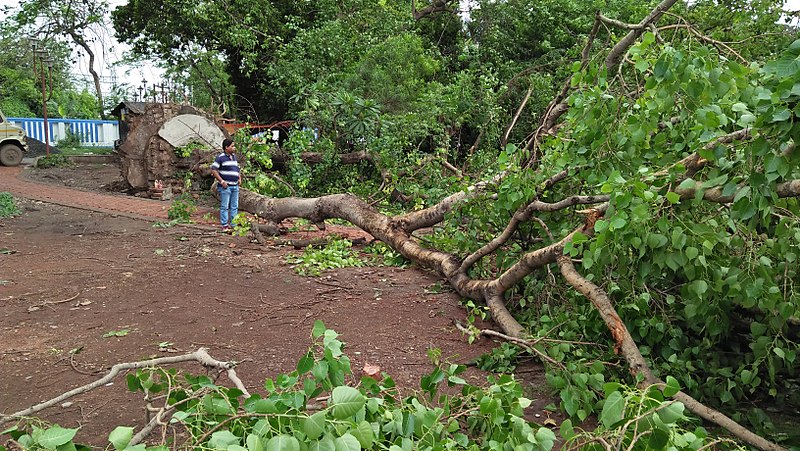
[222, 138, 234, 150]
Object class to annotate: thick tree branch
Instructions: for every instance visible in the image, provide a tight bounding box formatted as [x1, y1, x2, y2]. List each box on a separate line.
[411, 0, 456, 20]
[605, 0, 680, 72]
[659, 18, 748, 64]
[652, 129, 751, 178]
[675, 179, 800, 203]
[502, 85, 534, 149]
[459, 195, 608, 273]
[489, 231, 575, 292]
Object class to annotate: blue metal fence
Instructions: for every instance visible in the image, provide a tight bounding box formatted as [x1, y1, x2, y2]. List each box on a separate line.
[8, 117, 120, 148]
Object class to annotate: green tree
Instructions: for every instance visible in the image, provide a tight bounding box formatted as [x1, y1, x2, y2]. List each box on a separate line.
[0, 29, 96, 118]
[3, 0, 112, 118]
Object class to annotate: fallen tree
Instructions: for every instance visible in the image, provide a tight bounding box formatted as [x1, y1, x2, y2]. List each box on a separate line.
[210, 1, 799, 449]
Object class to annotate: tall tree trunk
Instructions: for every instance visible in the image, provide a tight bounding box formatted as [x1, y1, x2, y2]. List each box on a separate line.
[69, 31, 105, 119]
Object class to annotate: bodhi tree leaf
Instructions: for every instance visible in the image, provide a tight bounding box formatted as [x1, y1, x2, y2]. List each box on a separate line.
[303, 411, 327, 440]
[266, 435, 300, 451]
[108, 426, 134, 450]
[330, 386, 365, 419]
[37, 427, 78, 448]
[600, 391, 626, 429]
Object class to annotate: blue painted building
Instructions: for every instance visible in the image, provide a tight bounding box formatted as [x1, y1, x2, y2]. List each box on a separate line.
[7, 117, 120, 148]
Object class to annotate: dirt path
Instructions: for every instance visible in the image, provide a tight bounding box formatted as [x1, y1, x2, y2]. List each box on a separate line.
[0, 162, 558, 445]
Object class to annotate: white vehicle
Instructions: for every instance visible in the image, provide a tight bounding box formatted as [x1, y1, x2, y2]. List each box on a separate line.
[0, 109, 27, 166]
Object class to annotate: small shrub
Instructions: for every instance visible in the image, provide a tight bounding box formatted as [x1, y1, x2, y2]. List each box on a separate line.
[57, 129, 83, 149]
[174, 142, 208, 158]
[0, 192, 21, 218]
[36, 154, 74, 168]
[167, 194, 197, 223]
[231, 213, 251, 236]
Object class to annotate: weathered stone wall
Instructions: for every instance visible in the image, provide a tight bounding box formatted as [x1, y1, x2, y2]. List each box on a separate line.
[117, 103, 225, 191]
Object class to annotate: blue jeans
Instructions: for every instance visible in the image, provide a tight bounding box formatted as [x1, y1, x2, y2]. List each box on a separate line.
[218, 185, 239, 226]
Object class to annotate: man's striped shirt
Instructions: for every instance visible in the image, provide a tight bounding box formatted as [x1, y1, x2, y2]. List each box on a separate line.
[212, 152, 240, 185]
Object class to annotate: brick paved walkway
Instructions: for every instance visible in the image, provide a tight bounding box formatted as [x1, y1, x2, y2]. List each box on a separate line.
[0, 164, 215, 224]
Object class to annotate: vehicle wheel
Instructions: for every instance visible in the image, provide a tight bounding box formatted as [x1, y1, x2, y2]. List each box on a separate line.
[0, 144, 23, 166]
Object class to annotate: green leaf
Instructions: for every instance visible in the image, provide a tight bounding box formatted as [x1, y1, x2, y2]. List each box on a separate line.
[56, 442, 78, 451]
[208, 430, 240, 449]
[203, 395, 234, 415]
[772, 108, 791, 122]
[610, 216, 627, 230]
[303, 411, 326, 440]
[333, 433, 361, 451]
[601, 391, 625, 428]
[750, 322, 767, 337]
[266, 435, 300, 451]
[701, 174, 727, 188]
[571, 231, 588, 244]
[108, 426, 134, 450]
[665, 192, 680, 204]
[656, 401, 685, 424]
[297, 352, 315, 374]
[312, 320, 327, 338]
[350, 421, 374, 449]
[733, 186, 751, 203]
[689, 280, 708, 297]
[648, 428, 670, 449]
[535, 427, 556, 449]
[603, 382, 622, 396]
[308, 437, 336, 451]
[330, 386, 365, 419]
[37, 427, 78, 448]
[246, 434, 264, 451]
[560, 419, 575, 440]
[662, 376, 681, 397]
[732, 102, 749, 112]
[677, 178, 696, 191]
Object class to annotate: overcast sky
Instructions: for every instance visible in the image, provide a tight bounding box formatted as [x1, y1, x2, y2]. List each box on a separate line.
[0, 0, 164, 93]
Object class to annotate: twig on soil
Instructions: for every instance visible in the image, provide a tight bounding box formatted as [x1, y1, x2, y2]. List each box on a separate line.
[214, 297, 255, 311]
[43, 291, 81, 306]
[78, 257, 114, 264]
[312, 278, 355, 290]
[81, 398, 113, 421]
[68, 352, 97, 376]
[0, 348, 250, 426]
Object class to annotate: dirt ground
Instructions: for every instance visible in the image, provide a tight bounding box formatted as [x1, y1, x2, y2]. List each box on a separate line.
[0, 162, 559, 446]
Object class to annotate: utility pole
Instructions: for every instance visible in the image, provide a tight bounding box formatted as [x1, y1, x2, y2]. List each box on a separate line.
[30, 37, 53, 157]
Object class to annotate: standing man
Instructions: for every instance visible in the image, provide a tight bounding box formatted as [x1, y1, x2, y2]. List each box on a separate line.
[211, 138, 241, 232]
